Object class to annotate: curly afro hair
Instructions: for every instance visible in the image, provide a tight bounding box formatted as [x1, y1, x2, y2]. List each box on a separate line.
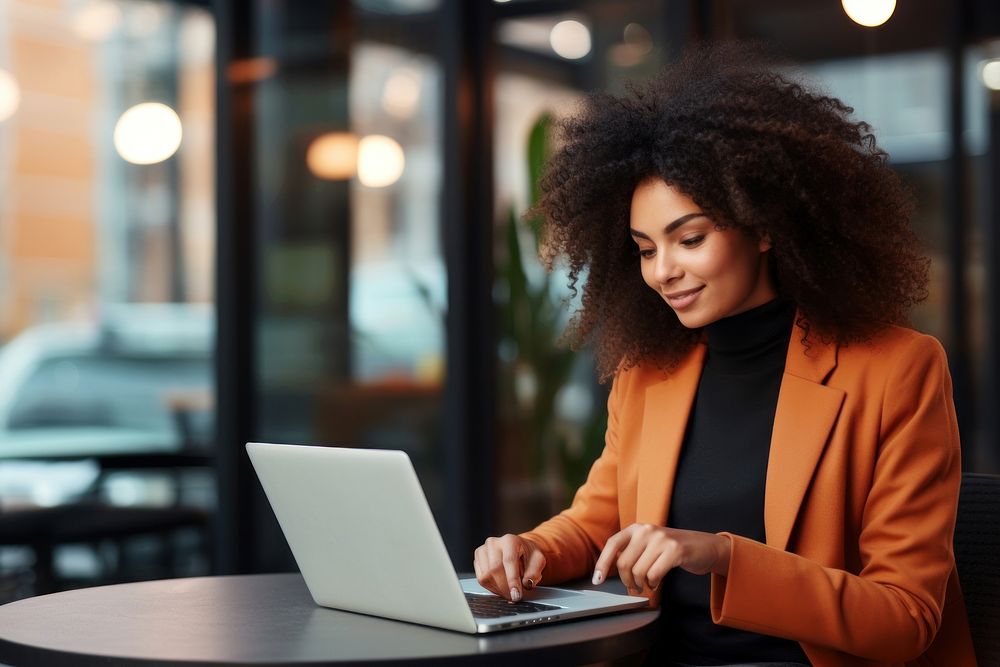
[534, 42, 929, 380]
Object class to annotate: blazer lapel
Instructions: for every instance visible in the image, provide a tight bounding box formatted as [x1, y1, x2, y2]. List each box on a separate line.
[764, 329, 845, 551]
[636, 344, 706, 525]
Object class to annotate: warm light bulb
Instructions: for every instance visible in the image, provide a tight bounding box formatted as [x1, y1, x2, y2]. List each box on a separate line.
[357, 135, 405, 188]
[983, 60, 1000, 91]
[842, 0, 896, 27]
[307, 132, 359, 180]
[113, 102, 183, 165]
[0, 69, 21, 123]
[550, 20, 591, 60]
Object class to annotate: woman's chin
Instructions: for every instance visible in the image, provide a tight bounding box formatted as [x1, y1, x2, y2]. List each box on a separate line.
[673, 310, 713, 329]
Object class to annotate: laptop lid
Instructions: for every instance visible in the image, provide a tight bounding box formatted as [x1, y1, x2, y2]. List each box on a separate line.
[246, 442, 648, 634]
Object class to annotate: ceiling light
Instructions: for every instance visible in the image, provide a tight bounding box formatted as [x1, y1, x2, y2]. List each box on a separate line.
[982, 60, 1000, 91]
[307, 132, 359, 180]
[842, 0, 896, 27]
[357, 135, 405, 188]
[550, 20, 591, 60]
[114, 102, 183, 165]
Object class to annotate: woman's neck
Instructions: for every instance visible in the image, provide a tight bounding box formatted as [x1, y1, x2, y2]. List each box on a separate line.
[703, 298, 796, 375]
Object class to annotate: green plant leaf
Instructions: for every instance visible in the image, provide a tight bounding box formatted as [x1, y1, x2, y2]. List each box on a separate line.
[526, 113, 553, 252]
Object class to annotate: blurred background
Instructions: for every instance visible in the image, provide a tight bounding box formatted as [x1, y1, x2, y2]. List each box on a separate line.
[0, 0, 998, 602]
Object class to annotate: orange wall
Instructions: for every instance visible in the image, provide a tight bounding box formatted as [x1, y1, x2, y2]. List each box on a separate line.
[4, 3, 97, 338]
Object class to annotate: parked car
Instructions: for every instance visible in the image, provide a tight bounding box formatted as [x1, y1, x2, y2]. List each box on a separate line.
[0, 304, 213, 505]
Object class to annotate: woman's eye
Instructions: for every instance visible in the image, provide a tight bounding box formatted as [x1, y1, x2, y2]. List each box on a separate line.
[638, 248, 655, 259]
[680, 235, 705, 248]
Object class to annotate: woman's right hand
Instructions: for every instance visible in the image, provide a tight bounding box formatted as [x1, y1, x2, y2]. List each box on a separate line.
[473, 534, 546, 602]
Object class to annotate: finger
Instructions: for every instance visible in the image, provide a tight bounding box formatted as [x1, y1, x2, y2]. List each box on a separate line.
[501, 540, 525, 602]
[646, 550, 677, 592]
[486, 544, 512, 600]
[474, 547, 501, 596]
[615, 534, 647, 593]
[593, 528, 631, 585]
[616, 526, 655, 593]
[474, 548, 494, 591]
[473, 548, 483, 581]
[631, 535, 668, 591]
[522, 546, 546, 589]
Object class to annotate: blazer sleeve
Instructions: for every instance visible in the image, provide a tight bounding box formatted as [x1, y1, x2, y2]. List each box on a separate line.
[518, 372, 626, 584]
[709, 335, 962, 662]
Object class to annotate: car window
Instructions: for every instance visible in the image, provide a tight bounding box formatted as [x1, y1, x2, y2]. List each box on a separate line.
[6, 354, 210, 435]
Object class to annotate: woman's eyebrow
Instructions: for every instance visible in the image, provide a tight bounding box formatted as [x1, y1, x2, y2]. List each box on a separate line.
[664, 212, 707, 233]
[629, 212, 707, 239]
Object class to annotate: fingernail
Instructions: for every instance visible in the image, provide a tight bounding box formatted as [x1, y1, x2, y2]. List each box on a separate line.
[592, 570, 604, 586]
[511, 587, 521, 602]
[525, 578, 534, 589]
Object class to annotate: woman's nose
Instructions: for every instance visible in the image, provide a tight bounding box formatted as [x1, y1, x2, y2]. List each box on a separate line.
[654, 253, 681, 284]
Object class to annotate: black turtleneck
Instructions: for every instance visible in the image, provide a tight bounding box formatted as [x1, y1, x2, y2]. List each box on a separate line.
[650, 298, 811, 666]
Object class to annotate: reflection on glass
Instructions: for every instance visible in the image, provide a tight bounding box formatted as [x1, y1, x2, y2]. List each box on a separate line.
[0, 0, 216, 594]
[347, 39, 445, 516]
[247, 12, 447, 542]
[609, 22, 652, 68]
[348, 42, 444, 388]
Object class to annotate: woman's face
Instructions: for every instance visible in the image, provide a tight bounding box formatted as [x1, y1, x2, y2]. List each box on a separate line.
[629, 178, 777, 329]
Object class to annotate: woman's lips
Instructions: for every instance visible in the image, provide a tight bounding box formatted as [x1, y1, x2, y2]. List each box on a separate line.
[664, 286, 704, 309]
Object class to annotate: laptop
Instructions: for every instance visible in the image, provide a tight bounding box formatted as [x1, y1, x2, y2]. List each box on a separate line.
[245, 442, 649, 633]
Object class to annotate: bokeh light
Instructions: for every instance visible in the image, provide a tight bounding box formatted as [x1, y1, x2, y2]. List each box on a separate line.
[550, 20, 591, 60]
[841, 0, 896, 27]
[982, 60, 1000, 91]
[307, 132, 359, 180]
[113, 102, 183, 165]
[357, 135, 405, 188]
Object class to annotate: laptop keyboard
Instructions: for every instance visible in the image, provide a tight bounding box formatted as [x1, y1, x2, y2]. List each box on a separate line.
[464, 592, 560, 618]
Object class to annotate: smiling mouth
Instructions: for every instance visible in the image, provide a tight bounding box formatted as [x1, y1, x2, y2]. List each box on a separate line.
[663, 286, 704, 309]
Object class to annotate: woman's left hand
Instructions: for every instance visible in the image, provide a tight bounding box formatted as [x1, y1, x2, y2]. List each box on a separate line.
[592, 524, 732, 594]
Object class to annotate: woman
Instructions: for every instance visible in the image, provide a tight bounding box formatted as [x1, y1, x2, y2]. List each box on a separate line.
[473, 44, 976, 666]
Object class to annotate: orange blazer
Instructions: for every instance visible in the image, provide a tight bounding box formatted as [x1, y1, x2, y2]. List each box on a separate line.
[521, 323, 976, 666]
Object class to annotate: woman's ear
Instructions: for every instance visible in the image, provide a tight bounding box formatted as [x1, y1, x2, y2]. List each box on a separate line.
[758, 233, 772, 253]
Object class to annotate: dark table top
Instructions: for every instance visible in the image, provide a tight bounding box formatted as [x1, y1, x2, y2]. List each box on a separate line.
[0, 573, 660, 666]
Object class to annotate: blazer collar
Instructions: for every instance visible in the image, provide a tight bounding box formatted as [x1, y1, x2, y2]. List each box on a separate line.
[635, 316, 845, 551]
[636, 343, 704, 528]
[765, 325, 845, 550]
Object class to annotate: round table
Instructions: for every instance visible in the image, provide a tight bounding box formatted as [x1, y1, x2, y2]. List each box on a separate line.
[0, 573, 660, 666]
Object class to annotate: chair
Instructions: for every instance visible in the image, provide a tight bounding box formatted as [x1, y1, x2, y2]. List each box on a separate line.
[0, 502, 211, 597]
[0, 456, 213, 598]
[953, 472, 1000, 666]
